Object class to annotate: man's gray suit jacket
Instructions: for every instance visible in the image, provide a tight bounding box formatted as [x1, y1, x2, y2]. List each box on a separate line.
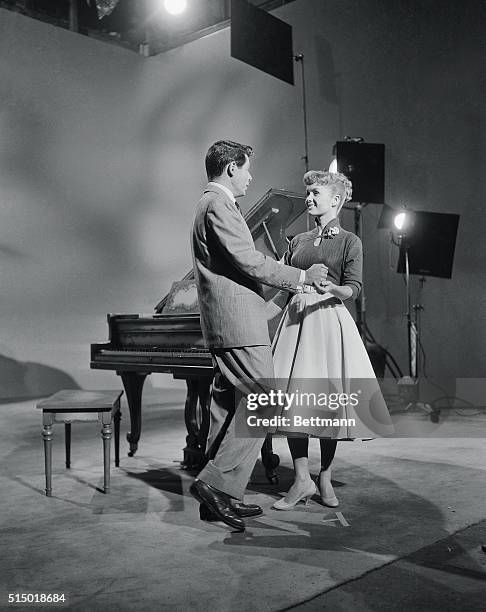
[191, 184, 302, 349]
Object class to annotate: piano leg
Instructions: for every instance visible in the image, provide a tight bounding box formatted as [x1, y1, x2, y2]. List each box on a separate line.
[182, 378, 211, 470]
[180, 379, 280, 482]
[119, 372, 147, 457]
[197, 380, 211, 457]
[261, 435, 280, 484]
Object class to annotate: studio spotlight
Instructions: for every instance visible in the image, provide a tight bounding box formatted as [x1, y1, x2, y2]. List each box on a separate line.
[392, 208, 416, 238]
[164, 0, 187, 16]
[393, 211, 407, 231]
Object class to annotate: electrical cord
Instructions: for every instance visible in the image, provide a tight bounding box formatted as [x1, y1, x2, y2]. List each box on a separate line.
[418, 335, 480, 416]
[364, 322, 402, 379]
[362, 321, 402, 379]
[430, 395, 482, 417]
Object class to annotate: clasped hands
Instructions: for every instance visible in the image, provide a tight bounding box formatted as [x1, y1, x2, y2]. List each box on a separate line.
[305, 263, 336, 295]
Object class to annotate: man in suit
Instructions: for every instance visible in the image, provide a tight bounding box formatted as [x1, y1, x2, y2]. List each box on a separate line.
[189, 140, 327, 531]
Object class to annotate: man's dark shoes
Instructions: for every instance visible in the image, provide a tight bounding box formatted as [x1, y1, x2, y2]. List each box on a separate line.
[200, 501, 263, 521]
[190, 480, 245, 532]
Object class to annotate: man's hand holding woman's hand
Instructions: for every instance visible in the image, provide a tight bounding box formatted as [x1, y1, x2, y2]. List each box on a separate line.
[315, 280, 336, 295]
[315, 281, 353, 300]
[304, 263, 328, 287]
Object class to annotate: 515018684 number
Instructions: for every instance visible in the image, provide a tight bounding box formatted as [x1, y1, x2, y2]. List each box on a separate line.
[8, 593, 66, 604]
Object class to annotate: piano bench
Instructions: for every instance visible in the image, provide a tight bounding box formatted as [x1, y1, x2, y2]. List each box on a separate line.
[36, 390, 123, 497]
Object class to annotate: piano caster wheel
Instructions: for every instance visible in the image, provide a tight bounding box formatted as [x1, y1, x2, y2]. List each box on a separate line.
[264, 453, 280, 484]
[267, 474, 279, 485]
[126, 434, 138, 457]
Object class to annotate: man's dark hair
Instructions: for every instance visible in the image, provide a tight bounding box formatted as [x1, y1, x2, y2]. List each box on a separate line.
[205, 140, 253, 181]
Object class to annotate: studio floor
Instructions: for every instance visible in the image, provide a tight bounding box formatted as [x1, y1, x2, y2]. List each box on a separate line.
[1, 388, 486, 612]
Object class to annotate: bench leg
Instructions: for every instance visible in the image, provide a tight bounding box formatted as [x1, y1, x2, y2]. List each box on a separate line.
[102, 423, 112, 493]
[114, 409, 121, 468]
[42, 425, 53, 497]
[64, 423, 71, 469]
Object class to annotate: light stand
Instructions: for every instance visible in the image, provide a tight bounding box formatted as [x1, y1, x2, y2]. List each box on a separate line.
[333, 138, 383, 346]
[349, 202, 390, 380]
[404, 244, 414, 376]
[294, 53, 310, 231]
[414, 277, 426, 377]
[381, 206, 460, 421]
[395, 233, 432, 416]
[294, 54, 309, 173]
[353, 202, 367, 341]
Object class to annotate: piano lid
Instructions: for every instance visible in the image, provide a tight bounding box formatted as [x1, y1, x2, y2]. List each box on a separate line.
[154, 188, 308, 313]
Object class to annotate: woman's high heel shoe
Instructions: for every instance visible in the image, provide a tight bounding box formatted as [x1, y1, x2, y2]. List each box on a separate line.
[318, 470, 339, 508]
[272, 482, 317, 511]
[320, 493, 339, 508]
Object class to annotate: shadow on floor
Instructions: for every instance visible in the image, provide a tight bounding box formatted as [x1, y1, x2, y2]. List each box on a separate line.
[123, 456, 471, 558]
[0, 353, 80, 403]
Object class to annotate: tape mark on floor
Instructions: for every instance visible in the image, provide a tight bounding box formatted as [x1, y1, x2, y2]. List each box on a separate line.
[323, 512, 350, 527]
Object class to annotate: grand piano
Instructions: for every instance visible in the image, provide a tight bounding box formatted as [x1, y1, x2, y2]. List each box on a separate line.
[90, 188, 308, 482]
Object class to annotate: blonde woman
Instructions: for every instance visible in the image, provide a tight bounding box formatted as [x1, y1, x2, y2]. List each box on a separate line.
[272, 171, 393, 510]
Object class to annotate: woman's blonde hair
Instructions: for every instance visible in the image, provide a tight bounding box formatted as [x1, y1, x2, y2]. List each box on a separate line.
[303, 170, 353, 213]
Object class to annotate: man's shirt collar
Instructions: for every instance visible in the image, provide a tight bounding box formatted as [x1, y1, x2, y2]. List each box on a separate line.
[208, 181, 236, 204]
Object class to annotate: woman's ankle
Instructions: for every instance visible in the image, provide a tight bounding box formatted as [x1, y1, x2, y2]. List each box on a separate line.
[285, 477, 315, 500]
[294, 474, 312, 484]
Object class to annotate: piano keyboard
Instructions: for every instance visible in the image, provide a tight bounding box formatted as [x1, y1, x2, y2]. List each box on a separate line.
[91, 344, 213, 376]
[100, 347, 209, 357]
